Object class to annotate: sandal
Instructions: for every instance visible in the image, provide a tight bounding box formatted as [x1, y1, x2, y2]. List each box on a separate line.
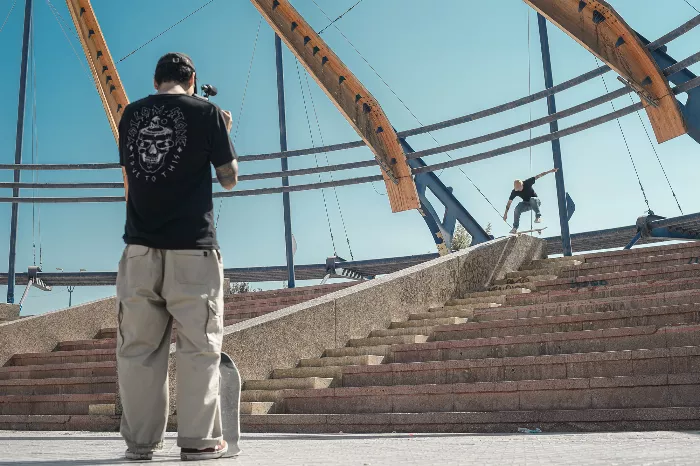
[181, 440, 228, 461]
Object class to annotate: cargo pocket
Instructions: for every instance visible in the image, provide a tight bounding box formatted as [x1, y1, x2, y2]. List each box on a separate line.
[205, 298, 224, 351]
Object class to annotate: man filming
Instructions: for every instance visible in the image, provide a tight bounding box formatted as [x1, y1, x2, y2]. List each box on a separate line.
[116, 52, 238, 461]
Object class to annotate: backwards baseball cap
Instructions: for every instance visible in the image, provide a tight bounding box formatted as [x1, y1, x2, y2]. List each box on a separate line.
[155, 52, 198, 94]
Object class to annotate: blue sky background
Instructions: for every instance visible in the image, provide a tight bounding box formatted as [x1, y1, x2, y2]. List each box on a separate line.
[0, 0, 698, 315]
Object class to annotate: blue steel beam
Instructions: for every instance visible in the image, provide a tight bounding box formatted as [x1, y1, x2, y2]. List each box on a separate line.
[538, 13, 573, 257]
[636, 32, 700, 144]
[7, 0, 33, 304]
[275, 34, 296, 288]
[399, 138, 490, 255]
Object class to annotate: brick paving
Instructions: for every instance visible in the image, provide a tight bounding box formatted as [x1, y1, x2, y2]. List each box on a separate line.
[1, 431, 699, 465]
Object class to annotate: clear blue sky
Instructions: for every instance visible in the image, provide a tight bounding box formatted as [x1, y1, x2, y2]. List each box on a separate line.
[0, 0, 699, 315]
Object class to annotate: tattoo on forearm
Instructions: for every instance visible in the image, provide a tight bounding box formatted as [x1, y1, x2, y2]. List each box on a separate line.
[216, 162, 238, 188]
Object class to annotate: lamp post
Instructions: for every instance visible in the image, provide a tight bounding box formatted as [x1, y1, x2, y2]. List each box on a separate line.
[56, 268, 86, 307]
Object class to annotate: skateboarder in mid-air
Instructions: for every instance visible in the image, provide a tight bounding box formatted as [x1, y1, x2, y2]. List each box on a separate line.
[503, 168, 559, 234]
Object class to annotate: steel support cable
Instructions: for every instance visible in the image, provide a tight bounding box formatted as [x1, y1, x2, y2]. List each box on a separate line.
[0, 0, 17, 34]
[46, 0, 93, 85]
[303, 70, 355, 260]
[318, 0, 364, 35]
[295, 58, 337, 254]
[311, 0, 507, 223]
[117, 0, 216, 63]
[681, 1, 700, 15]
[215, 17, 262, 229]
[527, 9, 533, 231]
[312, 0, 510, 226]
[594, 57, 652, 214]
[627, 93, 684, 215]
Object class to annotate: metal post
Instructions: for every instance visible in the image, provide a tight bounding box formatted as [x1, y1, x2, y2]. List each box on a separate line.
[68, 286, 75, 307]
[537, 14, 573, 257]
[7, 0, 33, 303]
[275, 34, 296, 288]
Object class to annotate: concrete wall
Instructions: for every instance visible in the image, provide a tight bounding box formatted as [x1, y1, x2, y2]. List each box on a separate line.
[0, 297, 116, 367]
[0, 304, 20, 323]
[165, 235, 545, 410]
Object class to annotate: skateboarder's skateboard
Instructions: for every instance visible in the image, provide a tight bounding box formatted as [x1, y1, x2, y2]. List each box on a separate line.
[511, 227, 548, 236]
[220, 352, 242, 457]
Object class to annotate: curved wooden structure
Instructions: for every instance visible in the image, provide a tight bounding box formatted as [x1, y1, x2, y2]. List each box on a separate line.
[249, 0, 419, 212]
[65, 0, 129, 144]
[525, 0, 687, 143]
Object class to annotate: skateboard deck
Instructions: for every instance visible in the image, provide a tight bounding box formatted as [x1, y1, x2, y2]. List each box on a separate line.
[220, 352, 242, 457]
[511, 226, 548, 236]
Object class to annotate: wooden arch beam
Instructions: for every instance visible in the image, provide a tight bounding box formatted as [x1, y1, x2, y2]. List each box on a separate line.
[525, 0, 687, 143]
[250, 0, 419, 212]
[65, 0, 129, 145]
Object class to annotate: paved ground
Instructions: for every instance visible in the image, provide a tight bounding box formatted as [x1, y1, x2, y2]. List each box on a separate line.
[1, 431, 699, 465]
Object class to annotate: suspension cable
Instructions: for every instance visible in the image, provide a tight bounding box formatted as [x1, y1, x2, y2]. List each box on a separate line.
[594, 58, 652, 214]
[215, 17, 262, 229]
[0, 0, 17, 34]
[117, 0, 216, 63]
[303, 71, 355, 260]
[627, 93, 684, 214]
[527, 9, 533, 232]
[318, 0, 364, 35]
[310, 0, 509, 226]
[682, 0, 700, 14]
[295, 59, 338, 254]
[46, 0, 91, 80]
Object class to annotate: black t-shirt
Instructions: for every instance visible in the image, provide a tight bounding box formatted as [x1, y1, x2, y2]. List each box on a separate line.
[118, 93, 236, 250]
[509, 177, 537, 202]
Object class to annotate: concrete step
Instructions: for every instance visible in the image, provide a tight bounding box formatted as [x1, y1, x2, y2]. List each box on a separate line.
[241, 390, 284, 403]
[445, 296, 506, 306]
[224, 307, 284, 319]
[389, 324, 700, 365]
[554, 248, 700, 279]
[273, 366, 345, 380]
[241, 407, 700, 433]
[0, 393, 116, 415]
[347, 335, 430, 348]
[96, 328, 117, 339]
[578, 241, 700, 264]
[533, 263, 700, 292]
[243, 377, 334, 391]
[223, 318, 246, 327]
[503, 277, 700, 307]
[324, 345, 393, 358]
[240, 402, 275, 415]
[0, 415, 121, 432]
[462, 288, 531, 298]
[341, 346, 700, 388]
[410, 309, 477, 320]
[433, 304, 700, 341]
[56, 339, 117, 352]
[0, 361, 116, 380]
[0, 377, 117, 396]
[390, 317, 468, 328]
[369, 326, 440, 338]
[298, 355, 385, 368]
[472, 288, 700, 323]
[9, 349, 116, 367]
[280, 373, 700, 415]
[523, 258, 583, 270]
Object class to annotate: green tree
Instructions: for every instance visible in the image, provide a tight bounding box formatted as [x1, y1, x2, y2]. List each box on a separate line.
[484, 222, 493, 236]
[229, 282, 261, 294]
[451, 224, 473, 252]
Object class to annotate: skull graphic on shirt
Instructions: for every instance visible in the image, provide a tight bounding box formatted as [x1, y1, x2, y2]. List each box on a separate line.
[136, 115, 175, 173]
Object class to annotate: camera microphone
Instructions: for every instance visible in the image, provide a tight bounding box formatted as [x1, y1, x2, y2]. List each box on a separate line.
[201, 84, 218, 99]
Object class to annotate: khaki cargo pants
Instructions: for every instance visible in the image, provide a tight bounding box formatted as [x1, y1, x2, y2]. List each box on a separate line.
[116, 245, 225, 453]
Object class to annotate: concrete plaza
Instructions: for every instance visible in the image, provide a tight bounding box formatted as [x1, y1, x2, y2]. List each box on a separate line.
[1, 431, 699, 465]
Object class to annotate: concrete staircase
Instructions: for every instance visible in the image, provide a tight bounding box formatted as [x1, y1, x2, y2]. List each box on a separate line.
[0, 283, 353, 431]
[240, 242, 700, 433]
